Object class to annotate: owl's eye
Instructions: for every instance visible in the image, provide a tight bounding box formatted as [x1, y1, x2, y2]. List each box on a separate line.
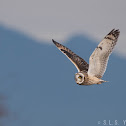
[78, 76, 82, 79]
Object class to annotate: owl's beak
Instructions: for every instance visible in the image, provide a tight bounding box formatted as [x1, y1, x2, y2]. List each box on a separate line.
[76, 82, 81, 85]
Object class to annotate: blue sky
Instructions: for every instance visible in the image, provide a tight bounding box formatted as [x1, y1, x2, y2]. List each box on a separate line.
[0, 25, 126, 126]
[0, 0, 126, 125]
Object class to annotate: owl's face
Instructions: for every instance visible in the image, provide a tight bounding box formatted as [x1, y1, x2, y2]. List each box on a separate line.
[75, 72, 85, 85]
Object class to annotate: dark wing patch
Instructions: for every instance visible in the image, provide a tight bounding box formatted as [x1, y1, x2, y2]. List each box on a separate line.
[105, 29, 120, 40]
[97, 46, 102, 50]
[52, 39, 89, 72]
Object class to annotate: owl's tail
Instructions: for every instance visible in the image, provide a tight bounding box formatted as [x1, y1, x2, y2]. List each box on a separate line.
[97, 80, 109, 84]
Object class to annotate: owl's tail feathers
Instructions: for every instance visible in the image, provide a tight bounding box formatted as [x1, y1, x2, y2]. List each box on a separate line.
[97, 80, 109, 84]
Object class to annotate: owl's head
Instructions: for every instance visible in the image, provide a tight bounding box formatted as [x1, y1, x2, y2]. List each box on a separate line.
[75, 72, 85, 85]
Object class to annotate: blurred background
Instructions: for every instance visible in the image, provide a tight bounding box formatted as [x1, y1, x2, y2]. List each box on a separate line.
[0, 0, 126, 126]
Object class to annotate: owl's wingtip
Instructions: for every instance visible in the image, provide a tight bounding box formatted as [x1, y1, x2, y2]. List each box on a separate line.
[52, 39, 61, 48]
[52, 39, 57, 45]
[52, 39, 55, 42]
[106, 29, 120, 39]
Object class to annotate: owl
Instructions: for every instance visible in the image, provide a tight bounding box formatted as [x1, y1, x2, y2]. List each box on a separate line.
[52, 29, 120, 85]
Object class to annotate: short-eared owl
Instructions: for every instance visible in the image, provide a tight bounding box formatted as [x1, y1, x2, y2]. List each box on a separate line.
[52, 29, 120, 85]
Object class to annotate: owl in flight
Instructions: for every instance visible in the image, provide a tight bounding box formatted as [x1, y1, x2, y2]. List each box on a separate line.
[52, 29, 120, 85]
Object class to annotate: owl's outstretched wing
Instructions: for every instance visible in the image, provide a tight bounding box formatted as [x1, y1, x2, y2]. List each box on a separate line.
[88, 29, 120, 78]
[52, 39, 89, 72]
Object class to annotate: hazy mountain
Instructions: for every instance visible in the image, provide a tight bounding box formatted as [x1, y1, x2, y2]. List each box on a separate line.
[0, 25, 126, 126]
